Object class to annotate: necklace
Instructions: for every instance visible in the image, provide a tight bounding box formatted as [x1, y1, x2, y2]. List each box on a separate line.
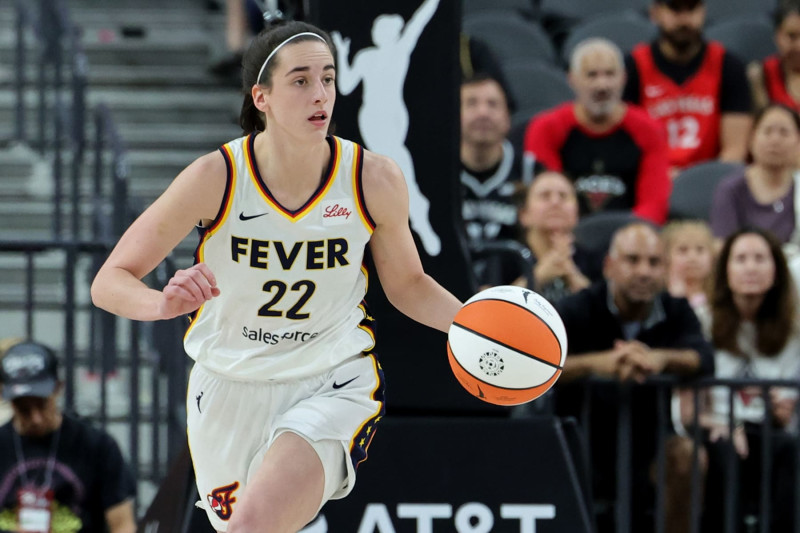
[12, 424, 61, 490]
[774, 199, 785, 213]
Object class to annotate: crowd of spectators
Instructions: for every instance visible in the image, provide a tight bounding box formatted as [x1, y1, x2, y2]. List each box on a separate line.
[460, 0, 800, 530]
[9, 0, 800, 530]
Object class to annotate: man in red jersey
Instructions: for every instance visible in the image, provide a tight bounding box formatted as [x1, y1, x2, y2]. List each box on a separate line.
[749, 2, 800, 112]
[524, 38, 670, 224]
[624, 0, 752, 173]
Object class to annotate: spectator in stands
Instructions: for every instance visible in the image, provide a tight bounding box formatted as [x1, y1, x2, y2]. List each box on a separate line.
[698, 228, 800, 531]
[461, 73, 527, 288]
[710, 103, 800, 246]
[0, 338, 21, 426]
[209, 0, 260, 85]
[0, 341, 136, 533]
[459, 34, 512, 110]
[210, 1, 303, 86]
[524, 38, 671, 224]
[554, 222, 714, 533]
[663, 220, 715, 462]
[749, 1, 800, 112]
[663, 220, 715, 309]
[624, 0, 752, 173]
[461, 73, 522, 244]
[511, 171, 592, 301]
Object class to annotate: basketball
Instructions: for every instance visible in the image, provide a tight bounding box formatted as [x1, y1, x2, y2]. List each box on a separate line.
[447, 285, 568, 406]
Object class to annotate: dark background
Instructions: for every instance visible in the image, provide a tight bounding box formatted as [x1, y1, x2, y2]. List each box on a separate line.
[308, 0, 507, 415]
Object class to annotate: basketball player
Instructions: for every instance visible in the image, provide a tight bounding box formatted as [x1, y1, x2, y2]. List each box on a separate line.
[90, 20, 463, 533]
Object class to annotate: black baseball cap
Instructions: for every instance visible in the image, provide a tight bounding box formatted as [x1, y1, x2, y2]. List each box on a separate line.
[0, 342, 59, 400]
[655, 0, 702, 9]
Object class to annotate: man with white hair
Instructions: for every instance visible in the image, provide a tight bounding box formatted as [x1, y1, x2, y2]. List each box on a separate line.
[523, 38, 671, 224]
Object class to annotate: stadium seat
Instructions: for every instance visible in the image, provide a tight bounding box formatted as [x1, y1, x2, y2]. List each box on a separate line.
[507, 98, 577, 167]
[704, 0, 777, 24]
[668, 161, 745, 221]
[574, 210, 645, 260]
[560, 11, 657, 66]
[462, 0, 538, 20]
[539, 0, 649, 26]
[509, 110, 535, 157]
[706, 16, 777, 64]
[464, 12, 558, 67]
[501, 60, 573, 116]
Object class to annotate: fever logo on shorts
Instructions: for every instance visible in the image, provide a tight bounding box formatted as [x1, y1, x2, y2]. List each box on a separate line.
[207, 481, 240, 521]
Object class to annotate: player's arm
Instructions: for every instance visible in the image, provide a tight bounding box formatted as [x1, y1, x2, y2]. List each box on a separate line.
[90, 152, 227, 321]
[331, 32, 361, 95]
[401, 0, 440, 45]
[363, 151, 462, 333]
[105, 499, 136, 533]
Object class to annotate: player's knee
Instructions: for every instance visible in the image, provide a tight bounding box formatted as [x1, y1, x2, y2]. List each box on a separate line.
[227, 509, 305, 533]
[226, 511, 263, 533]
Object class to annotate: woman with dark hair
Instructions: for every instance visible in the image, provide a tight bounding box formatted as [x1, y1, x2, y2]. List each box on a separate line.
[748, 1, 800, 112]
[511, 171, 592, 302]
[91, 20, 463, 533]
[710, 103, 800, 246]
[701, 227, 800, 531]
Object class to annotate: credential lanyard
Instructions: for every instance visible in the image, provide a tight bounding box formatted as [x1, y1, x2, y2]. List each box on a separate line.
[11, 426, 61, 490]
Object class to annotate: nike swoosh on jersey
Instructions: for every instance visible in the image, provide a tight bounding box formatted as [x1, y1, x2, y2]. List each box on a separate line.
[239, 211, 269, 221]
[332, 376, 358, 389]
[644, 85, 664, 98]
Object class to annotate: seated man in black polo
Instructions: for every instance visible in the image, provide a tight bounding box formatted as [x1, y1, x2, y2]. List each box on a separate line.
[554, 222, 714, 533]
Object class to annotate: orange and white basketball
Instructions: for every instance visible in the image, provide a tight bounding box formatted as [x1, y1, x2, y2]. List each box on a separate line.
[447, 285, 567, 406]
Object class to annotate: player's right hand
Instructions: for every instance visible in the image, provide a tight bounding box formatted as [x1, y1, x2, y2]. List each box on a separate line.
[159, 263, 220, 319]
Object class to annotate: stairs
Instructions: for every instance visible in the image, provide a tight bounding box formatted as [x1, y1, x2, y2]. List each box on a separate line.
[0, 0, 244, 516]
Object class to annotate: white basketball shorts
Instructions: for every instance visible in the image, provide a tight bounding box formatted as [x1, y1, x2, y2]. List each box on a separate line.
[186, 353, 385, 531]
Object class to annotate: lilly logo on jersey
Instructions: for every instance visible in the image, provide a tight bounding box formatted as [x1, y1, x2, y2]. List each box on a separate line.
[322, 199, 354, 226]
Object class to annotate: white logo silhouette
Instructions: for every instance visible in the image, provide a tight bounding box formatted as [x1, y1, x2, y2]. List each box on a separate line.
[332, 0, 442, 256]
[300, 514, 328, 532]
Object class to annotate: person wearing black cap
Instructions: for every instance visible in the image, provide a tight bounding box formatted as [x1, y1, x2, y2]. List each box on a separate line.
[623, 0, 753, 174]
[0, 341, 136, 533]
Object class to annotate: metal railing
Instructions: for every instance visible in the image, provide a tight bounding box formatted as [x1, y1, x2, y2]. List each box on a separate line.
[8, 0, 189, 514]
[568, 375, 800, 533]
[0, 241, 190, 509]
[12, 0, 89, 240]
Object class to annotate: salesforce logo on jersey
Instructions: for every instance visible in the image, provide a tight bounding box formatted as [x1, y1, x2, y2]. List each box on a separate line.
[242, 326, 321, 345]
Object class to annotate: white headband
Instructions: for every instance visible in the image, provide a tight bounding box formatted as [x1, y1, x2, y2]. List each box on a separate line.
[256, 32, 327, 85]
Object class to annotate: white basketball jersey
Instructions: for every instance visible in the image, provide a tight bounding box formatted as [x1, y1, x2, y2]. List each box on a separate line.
[184, 134, 376, 380]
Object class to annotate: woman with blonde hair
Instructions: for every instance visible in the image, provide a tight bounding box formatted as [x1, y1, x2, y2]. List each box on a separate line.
[663, 220, 715, 310]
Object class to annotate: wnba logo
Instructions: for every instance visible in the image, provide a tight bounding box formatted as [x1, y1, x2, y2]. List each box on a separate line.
[208, 481, 240, 521]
